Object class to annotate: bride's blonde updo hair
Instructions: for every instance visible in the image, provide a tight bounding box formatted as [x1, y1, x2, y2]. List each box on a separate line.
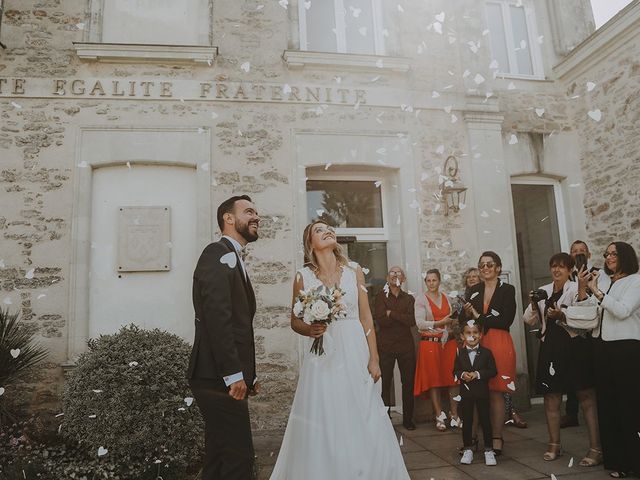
[302, 220, 349, 272]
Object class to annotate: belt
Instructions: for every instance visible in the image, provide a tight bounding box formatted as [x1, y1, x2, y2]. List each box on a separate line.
[420, 337, 441, 343]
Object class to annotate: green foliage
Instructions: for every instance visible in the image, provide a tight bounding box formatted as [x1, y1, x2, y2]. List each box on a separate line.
[0, 308, 48, 424]
[61, 324, 204, 479]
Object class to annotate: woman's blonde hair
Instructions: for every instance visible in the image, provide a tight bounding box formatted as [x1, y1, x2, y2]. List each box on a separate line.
[302, 220, 349, 272]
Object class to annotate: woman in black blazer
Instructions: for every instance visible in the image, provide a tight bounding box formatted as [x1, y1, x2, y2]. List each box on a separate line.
[462, 251, 517, 455]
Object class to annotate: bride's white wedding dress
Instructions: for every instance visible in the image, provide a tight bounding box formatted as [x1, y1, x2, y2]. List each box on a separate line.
[270, 263, 410, 480]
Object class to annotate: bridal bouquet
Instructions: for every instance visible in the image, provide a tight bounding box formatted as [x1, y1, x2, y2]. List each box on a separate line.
[292, 284, 347, 355]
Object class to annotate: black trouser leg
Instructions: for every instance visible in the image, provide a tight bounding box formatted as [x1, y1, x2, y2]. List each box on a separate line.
[460, 396, 475, 448]
[476, 397, 493, 450]
[595, 339, 640, 473]
[565, 391, 579, 417]
[190, 383, 255, 480]
[397, 348, 416, 424]
[379, 350, 397, 409]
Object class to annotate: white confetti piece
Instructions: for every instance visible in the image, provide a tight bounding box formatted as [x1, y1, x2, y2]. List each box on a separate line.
[551, 475, 558, 480]
[324, 162, 332, 170]
[76, 22, 85, 30]
[501, 375, 510, 380]
[586, 81, 596, 92]
[350, 6, 362, 17]
[10, 349, 20, 359]
[359, 285, 368, 293]
[88, 414, 97, 418]
[11, 101, 22, 109]
[509, 134, 518, 145]
[507, 381, 516, 391]
[365, 328, 372, 337]
[535, 108, 545, 117]
[376, 147, 387, 155]
[451, 114, 458, 123]
[0, 387, 4, 396]
[397, 4, 404, 13]
[240, 62, 251, 72]
[452, 395, 461, 402]
[55, 412, 64, 417]
[362, 267, 370, 275]
[77, 161, 89, 168]
[433, 22, 443, 34]
[92, 389, 103, 393]
[482, 29, 491, 36]
[97, 446, 108, 457]
[491, 309, 499, 316]
[315, 209, 324, 217]
[278, 0, 288, 9]
[481, 210, 489, 218]
[489, 59, 499, 70]
[25, 268, 35, 279]
[470, 292, 479, 300]
[184, 397, 194, 407]
[568, 457, 574, 467]
[399, 435, 403, 446]
[219, 252, 237, 269]
[549, 362, 555, 376]
[304, 0, 311, 9]
[128, 361, 138, 367]
[474, 73, 485, 85]
[466, 320, 476, 328]
[507, 82, 516, 90]
[435, 12, 445, 22]
[588, 109, 602, 122]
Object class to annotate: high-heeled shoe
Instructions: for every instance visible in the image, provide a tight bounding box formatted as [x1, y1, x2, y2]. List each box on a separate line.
[579, 447, 602, 467]
[543, 443, 563, 461]
[510, 410, 527, 428]
[492, 437, 504, 456]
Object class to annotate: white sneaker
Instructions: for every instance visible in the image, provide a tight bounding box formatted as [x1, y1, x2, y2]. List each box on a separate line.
[485, 450, 497, 466]
[460, 449, 473, 465]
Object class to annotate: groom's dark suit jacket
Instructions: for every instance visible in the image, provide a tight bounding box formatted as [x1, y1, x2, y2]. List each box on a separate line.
[453, 345, 497, 399]
[187, 237, 257, 390]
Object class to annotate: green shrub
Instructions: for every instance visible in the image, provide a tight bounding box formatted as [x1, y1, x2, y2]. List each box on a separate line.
[62, 324, 204, 479]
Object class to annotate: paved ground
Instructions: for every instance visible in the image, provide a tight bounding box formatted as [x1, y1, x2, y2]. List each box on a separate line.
[253, 404, 613, 479]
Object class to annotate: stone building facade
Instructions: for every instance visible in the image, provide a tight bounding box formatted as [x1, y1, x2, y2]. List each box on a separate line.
[0, 0, 637, 430]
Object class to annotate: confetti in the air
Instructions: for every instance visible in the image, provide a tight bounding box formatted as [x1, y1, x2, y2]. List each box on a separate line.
[0, 387, 5, 396]
[10, 349, 20, 359]
[586, 81, 596, 92]
[25, 268, 35, 279]
[184, 397, 194, 407]
[219, 252, 237, 269]
[128, 361, 138, 367]
[240, 62, 251, 72]
[588, 109, 602, 122]
[535, 108, 545, 117]
[549, 362, 555, 376]
[568, 457, 574, 467]
[278, 0, 288, 9]
[97, 446, 108, 457]
[507, 381, 516, 391]
[452, 395, 462, 402]
[509, 134, 518, 145]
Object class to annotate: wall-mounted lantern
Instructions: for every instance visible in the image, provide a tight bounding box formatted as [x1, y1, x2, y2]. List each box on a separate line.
[440, 155, 468, 216]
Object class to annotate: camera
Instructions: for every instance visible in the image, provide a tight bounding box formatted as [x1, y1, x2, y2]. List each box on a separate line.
[574, 253, 588, 272]
[530, 288, 548, 303]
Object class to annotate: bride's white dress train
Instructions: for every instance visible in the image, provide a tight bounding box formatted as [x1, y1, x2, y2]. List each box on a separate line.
[270, 263, 410, 480]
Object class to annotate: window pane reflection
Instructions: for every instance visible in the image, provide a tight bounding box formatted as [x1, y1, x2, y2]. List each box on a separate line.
[306, 180, 384, 228]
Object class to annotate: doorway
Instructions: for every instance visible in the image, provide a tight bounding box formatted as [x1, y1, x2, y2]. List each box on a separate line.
[511, 181, 566, 392]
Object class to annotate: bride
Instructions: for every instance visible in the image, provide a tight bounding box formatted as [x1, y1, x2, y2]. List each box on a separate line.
[270, 220, 410, 480]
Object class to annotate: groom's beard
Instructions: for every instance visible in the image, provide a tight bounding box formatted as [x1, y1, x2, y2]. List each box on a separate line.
[236, 220, 259, 243]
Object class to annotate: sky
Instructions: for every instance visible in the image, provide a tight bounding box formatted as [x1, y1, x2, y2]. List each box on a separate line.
[590, 0, 635, 28]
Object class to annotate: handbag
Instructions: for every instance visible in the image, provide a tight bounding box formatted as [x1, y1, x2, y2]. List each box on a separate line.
[564, 305, 600, 330]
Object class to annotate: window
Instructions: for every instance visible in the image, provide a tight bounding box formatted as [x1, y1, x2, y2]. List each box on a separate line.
[299, 0, 385, 55]
[485, 0, 543, 77]
[101, 0, 210, 45]
[306, 177, 389, 302]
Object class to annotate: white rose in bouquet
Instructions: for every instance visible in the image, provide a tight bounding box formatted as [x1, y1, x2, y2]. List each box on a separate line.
[293, 300, 304, 317]
[303, 307, 314, 323]
[310, 300, 331, 321]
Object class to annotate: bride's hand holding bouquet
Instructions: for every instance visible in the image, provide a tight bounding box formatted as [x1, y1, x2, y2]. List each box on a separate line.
[293, 284, 347, 355]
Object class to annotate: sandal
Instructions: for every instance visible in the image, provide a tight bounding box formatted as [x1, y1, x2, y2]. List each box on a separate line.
[609, 472, 628, 478]
[543, 443, 563, 461]
[435, 411, 447, 432]
[492, 437, 504, 456]
[449, 412, 462, 428]
[579, 447, 602, 467]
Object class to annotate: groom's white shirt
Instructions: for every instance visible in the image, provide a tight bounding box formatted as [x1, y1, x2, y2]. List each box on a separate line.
[221, 235, 246, 387]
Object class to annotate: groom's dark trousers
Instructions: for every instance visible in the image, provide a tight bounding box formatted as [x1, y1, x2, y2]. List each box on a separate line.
[187, 238, 257, 480]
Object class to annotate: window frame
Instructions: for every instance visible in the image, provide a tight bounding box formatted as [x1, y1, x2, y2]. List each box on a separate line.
[305, 172, 390, 243]
[485, 0, 545, 79]
[298, 0, 386, 55]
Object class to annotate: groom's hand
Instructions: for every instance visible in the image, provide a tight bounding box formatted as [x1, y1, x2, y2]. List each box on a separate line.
[248, 381, 260, 396]
[228, 379, 248, 400]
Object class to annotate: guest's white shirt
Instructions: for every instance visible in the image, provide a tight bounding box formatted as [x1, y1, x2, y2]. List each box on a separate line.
[575, 273, 640, 341]
[522, 280, 578, 339]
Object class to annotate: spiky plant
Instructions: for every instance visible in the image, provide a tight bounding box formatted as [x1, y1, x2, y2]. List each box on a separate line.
[0, 308, 48, 423]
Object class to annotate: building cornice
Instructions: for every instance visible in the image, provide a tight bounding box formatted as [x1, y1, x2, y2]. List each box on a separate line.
[553, 1, 640, 82]
[282, 50, 412, 73]
[73, 42, 218, 65]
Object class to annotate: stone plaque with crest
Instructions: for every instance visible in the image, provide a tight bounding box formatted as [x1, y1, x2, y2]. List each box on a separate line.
[117, 206, 171, 272]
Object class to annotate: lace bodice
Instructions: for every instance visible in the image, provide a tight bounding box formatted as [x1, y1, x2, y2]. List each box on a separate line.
[297, 262, 360, 321]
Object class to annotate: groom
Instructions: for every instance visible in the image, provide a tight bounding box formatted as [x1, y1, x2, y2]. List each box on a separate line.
[187, 195, 260, 480]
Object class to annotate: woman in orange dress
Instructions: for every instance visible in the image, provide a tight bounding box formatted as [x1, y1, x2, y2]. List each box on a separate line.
[414, 269, 455, 431]
[462, 252, 517, 455]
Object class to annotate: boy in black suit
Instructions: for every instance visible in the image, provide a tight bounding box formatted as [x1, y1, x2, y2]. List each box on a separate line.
[454, 321, 498, 466]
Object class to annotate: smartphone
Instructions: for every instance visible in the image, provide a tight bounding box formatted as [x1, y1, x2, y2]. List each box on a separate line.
[574, 253, 588, 272]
